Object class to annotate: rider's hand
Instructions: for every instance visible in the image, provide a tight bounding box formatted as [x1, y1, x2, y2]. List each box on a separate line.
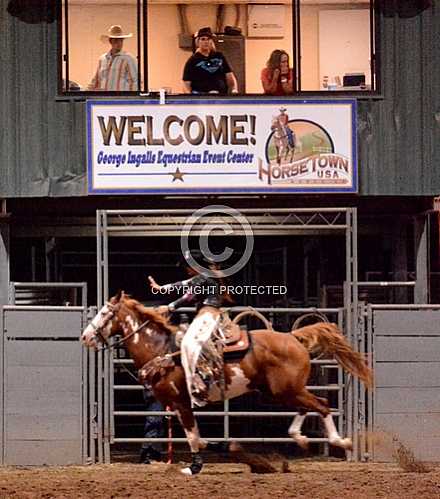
[273, 68, 280, 80]
[148, 275, 161, 291]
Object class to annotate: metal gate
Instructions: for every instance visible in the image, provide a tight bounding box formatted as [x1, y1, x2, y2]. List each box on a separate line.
[94, 207, 360, 462]
[1, 305, 89, 465]
[111, 306, 346, 452]
[366, 304, 440, 462]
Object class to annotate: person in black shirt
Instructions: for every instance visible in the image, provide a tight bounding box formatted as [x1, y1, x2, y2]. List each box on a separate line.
[182, 27, 238, 95]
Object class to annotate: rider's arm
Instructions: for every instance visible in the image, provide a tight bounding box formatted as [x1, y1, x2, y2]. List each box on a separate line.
[167, 292, 194, 312]
[163, 275, 201, 311]
[159, 278, 191, 292]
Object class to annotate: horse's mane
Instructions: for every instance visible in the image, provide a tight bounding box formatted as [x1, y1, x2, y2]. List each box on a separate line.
[120, 296, 177, 335]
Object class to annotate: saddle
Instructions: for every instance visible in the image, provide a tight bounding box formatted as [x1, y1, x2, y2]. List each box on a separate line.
[219, 314, 250, 354]
[138, 316, 251, 390]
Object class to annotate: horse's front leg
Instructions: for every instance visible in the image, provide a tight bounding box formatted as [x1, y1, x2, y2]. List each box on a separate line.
[174, 404, 204, 475]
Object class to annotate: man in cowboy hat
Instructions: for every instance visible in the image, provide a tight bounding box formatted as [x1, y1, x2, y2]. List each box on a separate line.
[88, 25, 138, 91]
[182, 27, 238, 95]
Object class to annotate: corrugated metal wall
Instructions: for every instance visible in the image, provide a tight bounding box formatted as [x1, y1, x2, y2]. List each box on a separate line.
[357, 2, 440, 195]
[1, 1, 439, 198]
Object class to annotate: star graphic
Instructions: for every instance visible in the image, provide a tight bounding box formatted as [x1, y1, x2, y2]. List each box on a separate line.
[170, 167, 185, 182]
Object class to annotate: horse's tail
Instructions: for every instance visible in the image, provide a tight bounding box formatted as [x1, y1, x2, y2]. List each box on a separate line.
[291, 322, 373, 388]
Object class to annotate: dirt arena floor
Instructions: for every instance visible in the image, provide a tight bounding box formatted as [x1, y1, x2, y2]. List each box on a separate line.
[0, 460, 439, 499]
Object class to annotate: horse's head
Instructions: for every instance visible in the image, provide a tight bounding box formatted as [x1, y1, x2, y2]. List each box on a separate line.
[81, 290, 125, 349]
[82, 290, 176, 355]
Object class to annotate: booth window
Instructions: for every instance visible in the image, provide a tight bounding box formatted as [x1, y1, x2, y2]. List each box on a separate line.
[60, 0, 145, 93]
[59, 0, 377, 95]
[296, 0, 376, 92]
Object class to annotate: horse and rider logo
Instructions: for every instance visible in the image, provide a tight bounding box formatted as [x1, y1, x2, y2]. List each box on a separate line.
[266, 107, 334, 166]
[261, 107, 351, 186]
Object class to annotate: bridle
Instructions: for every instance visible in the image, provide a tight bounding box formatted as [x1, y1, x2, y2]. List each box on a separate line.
[87, 301, 117, 347]
[87, 301, 151, 352]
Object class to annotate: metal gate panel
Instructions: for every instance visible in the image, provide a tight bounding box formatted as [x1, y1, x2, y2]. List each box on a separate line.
[97, 207, 358, 461]
[369, 306, 440, 462]
[2, 306, 87, 465]
[111, 307, 348, 456]
[375, 336, 440, 362]
[373, 309, 440, 335]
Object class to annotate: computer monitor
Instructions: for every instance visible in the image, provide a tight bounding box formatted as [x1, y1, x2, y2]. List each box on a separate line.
[343, 73, 366, 87]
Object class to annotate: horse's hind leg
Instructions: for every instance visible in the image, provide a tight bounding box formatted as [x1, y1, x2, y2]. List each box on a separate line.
[288, 411, 308, 449]
[321, 412, 352, 450]
[294, 389, 352, 450]
[283, 389, 327, 448]
[174, 404, 204, 475]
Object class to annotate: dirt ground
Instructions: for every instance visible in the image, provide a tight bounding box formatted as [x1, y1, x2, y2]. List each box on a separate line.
[0, 461, 439, 499]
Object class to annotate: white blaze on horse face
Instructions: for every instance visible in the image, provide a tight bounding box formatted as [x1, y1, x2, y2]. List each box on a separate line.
[81, 303, 113, 346]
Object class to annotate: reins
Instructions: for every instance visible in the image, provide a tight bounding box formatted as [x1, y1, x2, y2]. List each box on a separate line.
[95, 316, 154, 384]
[96, 318, 151, 352]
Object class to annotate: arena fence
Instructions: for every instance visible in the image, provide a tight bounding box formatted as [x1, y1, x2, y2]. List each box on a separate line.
[0, 282, 92, 465]
[365, 304, 440, 462]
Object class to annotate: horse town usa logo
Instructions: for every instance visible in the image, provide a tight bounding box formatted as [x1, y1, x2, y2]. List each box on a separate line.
[260, 108, 351, 185]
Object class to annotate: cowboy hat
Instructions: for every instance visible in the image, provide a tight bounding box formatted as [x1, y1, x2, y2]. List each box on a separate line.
[101, 25, 133, 40]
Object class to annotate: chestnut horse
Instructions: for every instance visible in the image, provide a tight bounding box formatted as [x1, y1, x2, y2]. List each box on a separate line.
[82, 291, 372, 475]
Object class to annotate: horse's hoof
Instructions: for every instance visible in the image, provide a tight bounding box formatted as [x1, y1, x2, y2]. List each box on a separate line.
[340, 438, 353, 450]
[291, 433, 309, 449]
[181, 452, 203, 475]
[329, 436, 352, 450]
[180, 464, 202, 476]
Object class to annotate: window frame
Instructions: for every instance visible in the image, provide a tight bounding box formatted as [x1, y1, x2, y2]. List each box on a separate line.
[57, 0, 380, 98]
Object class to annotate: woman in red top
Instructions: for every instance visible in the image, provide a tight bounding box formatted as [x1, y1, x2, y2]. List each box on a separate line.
[261, 50, 294, 96]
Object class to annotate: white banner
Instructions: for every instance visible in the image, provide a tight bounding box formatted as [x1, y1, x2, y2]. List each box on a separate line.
[87, 99, 357, 194]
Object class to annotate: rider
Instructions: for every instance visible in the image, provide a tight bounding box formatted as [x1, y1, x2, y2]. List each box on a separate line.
[278, 106, 295, 149]
[148, 250, 231, 407]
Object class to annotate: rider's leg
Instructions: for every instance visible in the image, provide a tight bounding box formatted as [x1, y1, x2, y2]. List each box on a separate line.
[180, 307, 219, 406]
